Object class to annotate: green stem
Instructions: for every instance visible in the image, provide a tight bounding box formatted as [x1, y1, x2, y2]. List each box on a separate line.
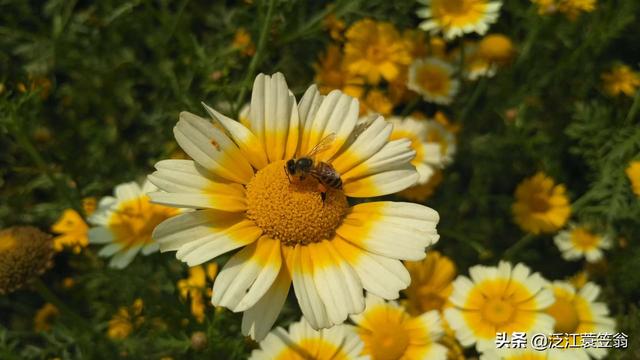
[624, 90, 640, 124]
[233, 0, 276, 116]
[32, 278, 90, 329]
[9, 112, 83, 215]
[438, 229, 489, 257]
[459, 77, 487, 122]
[503, 233, 536, 260]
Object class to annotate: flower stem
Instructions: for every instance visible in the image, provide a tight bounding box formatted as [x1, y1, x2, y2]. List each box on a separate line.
[233, 0, 276, 116]
[32, 278, 90, 330]
[503, 233, 536, 260]
[459, 77, 487, 122]
[624, 90, 640, 124]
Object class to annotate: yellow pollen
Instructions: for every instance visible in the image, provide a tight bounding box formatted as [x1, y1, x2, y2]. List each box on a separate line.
[246, 160, 349, 246]
[482, 298, 515, 325]
[0, 233, 17, 252]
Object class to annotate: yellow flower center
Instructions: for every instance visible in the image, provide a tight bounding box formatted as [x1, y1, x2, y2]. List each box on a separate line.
[417, 65, 450, 95]
[570, 228, 600, 250]
[368, 320, 410, 360]
[0, 233, 17, 252]
[546, 296, 579, 333]
[109, 197, 178, 249]
[441, 0, 472, 14]
[246, 160, 349, 246]
[529, 194, 550, 212]
[481, 298, 515, 325]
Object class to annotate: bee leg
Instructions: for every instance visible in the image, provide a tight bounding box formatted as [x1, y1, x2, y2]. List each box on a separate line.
[284, 165, 292, 184]
[317, 183, 328, 203]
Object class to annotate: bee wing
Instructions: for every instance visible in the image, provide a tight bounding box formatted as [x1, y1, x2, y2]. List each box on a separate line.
[351, 121, 371, 140]
[306, 133, 337, 158]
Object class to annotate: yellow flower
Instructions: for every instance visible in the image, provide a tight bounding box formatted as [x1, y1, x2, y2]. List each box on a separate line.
[323, 13, 346, 41]
[403, 251, 456, 315]
[444, 261, 555, 352]
[51, 209, 89, 254]
[602, 64, 640, 97]
[512, 172, 571, 234]
[89, 181, 180, 269]
[399, 169, 444, 202]
[408, 58, 459, 105]
[249, 317, 365, 359]
[108, 298, 144, 340]
[545, 281, 615, 359]
[149, 73, 440, 340]
[440, 326, 466, 360]
[457, 41, 497, 80]
[344, 19, 411, 84]
[34, 303, 59, 332]
[0, 226, 54, 295]
[351, 294, 448, 360]
[232, 28, 255, 56]
[532, 0, 597, 19]
[314, 45, 365, 98]
[403, 29, 430, 60]
[626, 160, 640, 196]
[82, 197, 97, 215]
[569, 270, 588, 289]
[478, 33, 515, 64]
[177, 263, 219, 323]
[554, 225, 612, 263]
[557, 0, 596, 20]
[418, 0, 502, 40]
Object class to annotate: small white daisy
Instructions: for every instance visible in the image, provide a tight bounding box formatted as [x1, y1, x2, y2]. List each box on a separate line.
[417, 0, 502, 40]
[408, 58, 460, 105]
[554, 225, 612, 263]
[88, 180, 180, 269]
[249, 317, 367, 360]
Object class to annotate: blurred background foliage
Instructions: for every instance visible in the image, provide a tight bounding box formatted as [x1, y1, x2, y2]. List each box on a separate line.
[1, 0, 639, 358]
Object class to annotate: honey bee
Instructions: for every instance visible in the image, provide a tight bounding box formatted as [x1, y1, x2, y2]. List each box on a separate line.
[285, 133, 342, 193]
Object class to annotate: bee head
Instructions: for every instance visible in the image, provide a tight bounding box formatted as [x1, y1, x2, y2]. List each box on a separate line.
[286, 159, 297, 175]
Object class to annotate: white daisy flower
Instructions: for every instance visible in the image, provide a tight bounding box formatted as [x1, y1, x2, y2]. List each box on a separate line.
[545, 281, 616, 360]
[351, 293, 448, 360]
[388, 116, 447, 184]
[88, 180, 180, 269]
[148, 73, 440, 340]
[444, 261, 555, 352]
[417, 0, 503, 40]
[554, 225, 612, 263]
[249, 317, 366, 360]
[408, 58, 460, 105]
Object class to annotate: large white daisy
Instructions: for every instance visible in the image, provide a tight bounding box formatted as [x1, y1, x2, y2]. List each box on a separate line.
[148, 73, 440, 340]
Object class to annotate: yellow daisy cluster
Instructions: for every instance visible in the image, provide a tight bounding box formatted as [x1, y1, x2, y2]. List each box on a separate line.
[108, 298, 145, 340]
[531, 0, 597, 20]
[51, 198, 96, 254]
[315, 18, 435, 116]
[177, 262, 219, 323]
